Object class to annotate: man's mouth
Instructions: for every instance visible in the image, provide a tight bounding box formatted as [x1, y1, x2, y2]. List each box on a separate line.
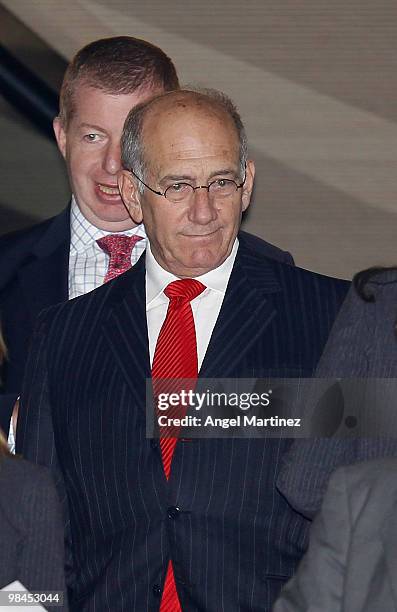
[97, 184, 120, 195]
[183, 228, 220, 238]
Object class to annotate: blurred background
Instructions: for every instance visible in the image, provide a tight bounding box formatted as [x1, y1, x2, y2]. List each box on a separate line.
[0, 0, 396, 278]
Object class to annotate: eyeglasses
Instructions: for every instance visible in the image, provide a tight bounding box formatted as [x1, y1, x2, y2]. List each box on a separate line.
[129, 168, 246, 204]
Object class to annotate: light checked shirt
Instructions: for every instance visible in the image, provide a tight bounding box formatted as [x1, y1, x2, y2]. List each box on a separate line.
[69, 197, 147, 298]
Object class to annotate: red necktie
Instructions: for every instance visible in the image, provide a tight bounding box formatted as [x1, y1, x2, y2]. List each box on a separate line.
[152, 278, 206, 612]
[96, 234, 143, 283]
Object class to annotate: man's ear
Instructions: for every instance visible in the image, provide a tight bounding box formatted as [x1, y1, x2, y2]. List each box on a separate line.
[118, 170, 144, 224]
[241, 160, 255, 212]
[53, 117, 67, 158]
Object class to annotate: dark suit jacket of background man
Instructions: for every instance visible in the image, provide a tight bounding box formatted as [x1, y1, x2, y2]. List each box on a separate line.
[0, 205, 294, 432]
[17, 238, 348, 611]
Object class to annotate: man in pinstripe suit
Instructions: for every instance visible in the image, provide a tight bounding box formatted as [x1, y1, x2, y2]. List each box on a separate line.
[17, 89, 349, 611]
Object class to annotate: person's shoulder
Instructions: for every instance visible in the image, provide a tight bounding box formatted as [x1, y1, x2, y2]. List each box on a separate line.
[271, 257, 350, 293]
[238, 230, 294, 265]
[0, 217, 54, 251]
[238, 242, 351, 321]
[0, 209, 68, 256]
[37, 250, 145, 332]
[287, 264, 349, 288]
[239, 238, 350, 294]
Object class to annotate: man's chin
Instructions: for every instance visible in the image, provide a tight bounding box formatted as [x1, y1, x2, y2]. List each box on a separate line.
[80, 202, 136, 230]
[173, 253, 227, 277]
[98, 207, 127, 221]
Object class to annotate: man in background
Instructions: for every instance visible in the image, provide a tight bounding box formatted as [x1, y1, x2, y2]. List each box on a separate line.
[18, 88, 347, 610]
[0, 35, 178, 433]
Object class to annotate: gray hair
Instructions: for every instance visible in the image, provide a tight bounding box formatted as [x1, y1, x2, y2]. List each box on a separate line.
[121, 87, 248, 193]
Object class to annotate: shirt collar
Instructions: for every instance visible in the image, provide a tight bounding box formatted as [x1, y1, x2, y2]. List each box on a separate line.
[70, 197, 146, 254]
[146, 238, 239, 305]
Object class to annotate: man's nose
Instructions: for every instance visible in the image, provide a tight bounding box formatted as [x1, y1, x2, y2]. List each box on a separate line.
[103, 141, 121, 175]
[188, 187, 218, 224]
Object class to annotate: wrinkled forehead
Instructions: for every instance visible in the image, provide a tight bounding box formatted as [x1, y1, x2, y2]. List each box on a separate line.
[141, 97, 240, 169]
[144, 93, 236, 132]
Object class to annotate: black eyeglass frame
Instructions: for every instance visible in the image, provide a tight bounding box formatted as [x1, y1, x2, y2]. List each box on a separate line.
[129, 167, 247, 202]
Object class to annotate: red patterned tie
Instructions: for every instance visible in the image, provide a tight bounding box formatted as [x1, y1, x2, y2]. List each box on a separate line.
[152, 278, 206, 612]
[96, 234, 143, 283]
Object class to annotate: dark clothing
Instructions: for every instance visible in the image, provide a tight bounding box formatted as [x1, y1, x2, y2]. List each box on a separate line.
[17, 240, 348, 611]
[0, 456, 66, 608]
[277, 270, 397, 519]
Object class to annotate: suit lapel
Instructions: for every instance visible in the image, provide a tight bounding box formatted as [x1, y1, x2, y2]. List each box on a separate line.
[18, 207, 70, 322]
[102, 257, 151, 406]
[199, 242, 281, 378]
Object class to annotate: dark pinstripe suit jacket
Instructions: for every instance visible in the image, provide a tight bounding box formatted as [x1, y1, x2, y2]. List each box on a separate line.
[16, 240, 348, 612]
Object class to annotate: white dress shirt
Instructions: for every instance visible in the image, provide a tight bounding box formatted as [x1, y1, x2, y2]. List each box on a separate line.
[146, 240, 238, 368]
[69, 198, 147, 298]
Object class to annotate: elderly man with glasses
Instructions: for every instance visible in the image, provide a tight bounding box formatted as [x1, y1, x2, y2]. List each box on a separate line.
[18, 88, 349, 611]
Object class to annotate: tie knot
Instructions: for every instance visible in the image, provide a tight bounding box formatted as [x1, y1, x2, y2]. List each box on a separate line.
[97, 234, 143, 257]
[97, 234, 144, 283]
[164, 279, 206, 302]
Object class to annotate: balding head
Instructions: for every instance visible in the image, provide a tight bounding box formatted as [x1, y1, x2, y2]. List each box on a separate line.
[121, 89, 247, 185]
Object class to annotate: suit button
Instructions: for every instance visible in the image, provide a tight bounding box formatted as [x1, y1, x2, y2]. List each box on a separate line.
[167, 506, 180, 519]
[150, 439, 159, 449]
[152, 584, 161, 597]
